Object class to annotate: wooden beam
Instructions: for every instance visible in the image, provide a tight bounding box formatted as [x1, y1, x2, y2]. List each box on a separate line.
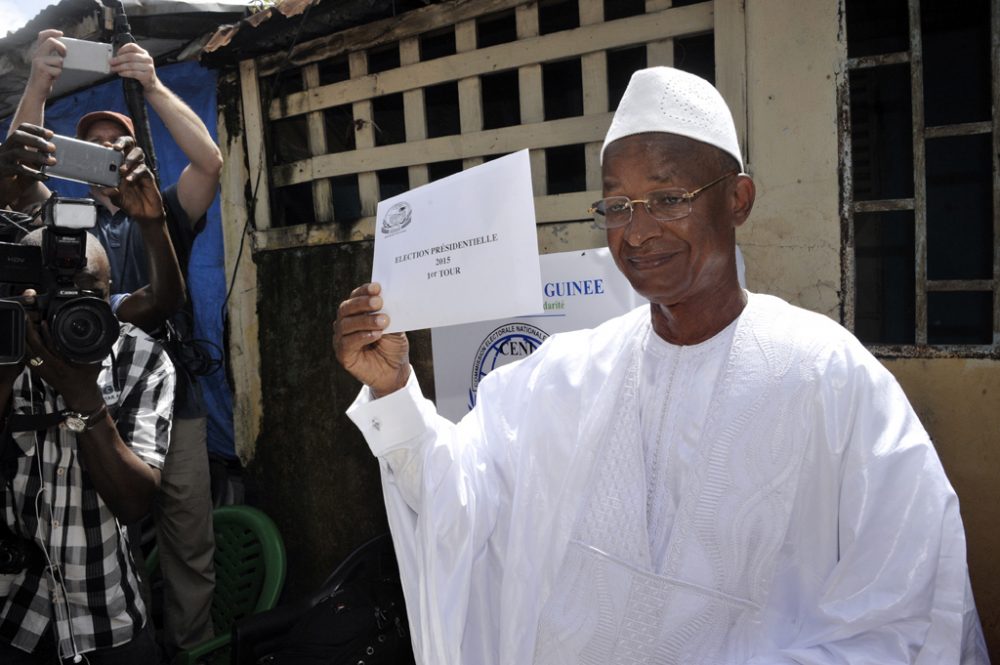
[252, 191, 601, 252]
[646, 0, 677, 68]
[271, 113, 615, 186]
[266, 3, 715, 120]
[349, 51, 380, 215]
[516, 2, 546, 194]
[255, 216, 376, 252]
[218, 67, 263, 463]
[456, 18, 484, 170]
[303, 64, 334, 223]
[714, 0, 747, 166]
[581, 0, 607, 191]
[400, 36, 429, 188]
[239, 59, 272, 231]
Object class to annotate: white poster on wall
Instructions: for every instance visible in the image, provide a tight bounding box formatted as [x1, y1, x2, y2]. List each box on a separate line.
[431, 247, 644, 423]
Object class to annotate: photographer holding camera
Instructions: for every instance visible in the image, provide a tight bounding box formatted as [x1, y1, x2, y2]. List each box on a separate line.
[0, 144, 178, 663]
[9, 28, 223, 661]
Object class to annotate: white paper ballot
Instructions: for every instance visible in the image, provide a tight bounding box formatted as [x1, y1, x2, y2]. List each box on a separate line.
[372, 150, 543, 333]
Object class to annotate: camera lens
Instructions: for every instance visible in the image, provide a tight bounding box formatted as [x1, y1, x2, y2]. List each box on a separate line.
[50, 296, 118, 364]
[70, 316, 95, 339]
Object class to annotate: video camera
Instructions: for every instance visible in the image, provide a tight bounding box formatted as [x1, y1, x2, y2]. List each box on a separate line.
[0, 196, 118, 365]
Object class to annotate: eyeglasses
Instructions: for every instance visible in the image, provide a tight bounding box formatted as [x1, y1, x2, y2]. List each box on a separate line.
[588, 171, 738, 229]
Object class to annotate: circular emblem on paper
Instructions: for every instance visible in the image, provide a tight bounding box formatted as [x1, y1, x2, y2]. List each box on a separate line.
[469, 322, 549, 409]
[381, 201, 413, 236]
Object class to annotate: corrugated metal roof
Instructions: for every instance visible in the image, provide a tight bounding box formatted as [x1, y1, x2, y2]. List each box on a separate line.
[198, 0, 444, 66]
[0, 0, 248, 117]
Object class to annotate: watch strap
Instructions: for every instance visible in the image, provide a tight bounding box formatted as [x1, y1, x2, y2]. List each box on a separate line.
[61, 404, 109, 432]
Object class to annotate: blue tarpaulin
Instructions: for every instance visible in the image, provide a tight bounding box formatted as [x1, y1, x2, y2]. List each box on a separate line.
[2, 61, 237, 460]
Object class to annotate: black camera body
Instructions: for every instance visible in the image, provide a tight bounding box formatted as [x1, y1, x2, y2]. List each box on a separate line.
[0, 197, 118, 365]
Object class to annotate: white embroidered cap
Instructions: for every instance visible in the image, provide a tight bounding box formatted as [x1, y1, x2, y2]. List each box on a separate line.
[601, 67, 743, 169]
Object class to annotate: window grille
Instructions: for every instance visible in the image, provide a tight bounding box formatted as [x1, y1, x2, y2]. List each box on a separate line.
[842, 0, 999, 356]
[234, 0, 736, 253]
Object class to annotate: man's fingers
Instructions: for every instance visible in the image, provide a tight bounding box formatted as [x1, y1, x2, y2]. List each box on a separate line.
[336, 311, 389, 339]
[101, 185, 122, 207]
[13, 124, 54, 144]
[24, 316, 57, 366]
[36, 29, 64, 45]
[337, 291, 383, 320]
[112, 136, 137, 154]
[123, 163, 150, 185]
[6, 146, 55, 167]
[38, 36, 66, 58]
[349, 282, 380, 299]
[113, 42, 146, 57]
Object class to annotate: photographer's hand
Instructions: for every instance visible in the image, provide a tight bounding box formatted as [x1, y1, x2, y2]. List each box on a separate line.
[333, 283, 411, 398]
[106, 139, 186, 329]
[4, 30, 63, 205]
[110, 42, 159, 92]
[0, 124, 55, 209]
[22, 291, 159, 521]
[24, 30, 65, 100]
[22, 292, 102, 412]
[100, 138, 165, 223]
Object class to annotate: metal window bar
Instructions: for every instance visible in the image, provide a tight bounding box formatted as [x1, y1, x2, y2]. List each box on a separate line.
[843, 0, 1000, 356]
[993, 0, 1000, 346]
[909, 0, 929, 346]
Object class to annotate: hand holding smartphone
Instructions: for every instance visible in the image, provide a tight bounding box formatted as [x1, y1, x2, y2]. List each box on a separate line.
[42, 135, 123, 188]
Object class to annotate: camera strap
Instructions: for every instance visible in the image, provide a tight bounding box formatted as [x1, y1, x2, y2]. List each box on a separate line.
[6, 413, 65, 433]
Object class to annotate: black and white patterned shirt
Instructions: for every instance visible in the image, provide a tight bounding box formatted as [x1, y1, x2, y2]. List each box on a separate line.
[0, 323, 174, 656]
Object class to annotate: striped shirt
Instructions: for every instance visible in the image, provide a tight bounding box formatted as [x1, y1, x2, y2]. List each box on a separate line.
[0, 323, 174, 656]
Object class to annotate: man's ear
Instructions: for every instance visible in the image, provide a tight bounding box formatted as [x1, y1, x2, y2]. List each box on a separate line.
[731, 174, 755, 227]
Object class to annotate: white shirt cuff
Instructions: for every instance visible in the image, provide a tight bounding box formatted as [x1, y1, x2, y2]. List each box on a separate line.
[346, 370, 427, 457]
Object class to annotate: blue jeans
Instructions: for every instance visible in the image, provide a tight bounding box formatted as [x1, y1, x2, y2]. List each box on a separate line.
[0, 622, 157, 664]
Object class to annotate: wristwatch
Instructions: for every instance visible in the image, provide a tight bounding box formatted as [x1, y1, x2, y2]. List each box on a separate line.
[61, 404, 108, 433]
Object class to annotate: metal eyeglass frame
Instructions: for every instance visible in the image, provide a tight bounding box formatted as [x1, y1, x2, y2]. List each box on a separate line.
[588, 170, 739, 229]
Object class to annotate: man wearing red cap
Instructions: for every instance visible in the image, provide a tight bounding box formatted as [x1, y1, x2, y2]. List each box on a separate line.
[9, 28, 223, 663]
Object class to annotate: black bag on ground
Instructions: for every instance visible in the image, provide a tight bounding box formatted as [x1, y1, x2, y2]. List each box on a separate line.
[259, 579, 411, 665]
[242, 533, 416, 665]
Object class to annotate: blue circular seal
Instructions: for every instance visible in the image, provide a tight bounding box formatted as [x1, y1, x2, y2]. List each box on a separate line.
[469, 322, 548, 409]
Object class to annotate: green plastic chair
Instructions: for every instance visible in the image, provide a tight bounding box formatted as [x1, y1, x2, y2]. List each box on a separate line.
[145, 505, 287, 665]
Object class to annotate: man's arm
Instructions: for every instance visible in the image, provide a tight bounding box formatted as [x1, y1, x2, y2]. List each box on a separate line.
[111, 43, 222, 225]
[0, 124, 55, 210]
[7, 30, 63, 134]
[6, 30, 63, 206]
[22, 302, 165, 523]
[107, 139, 186, 329]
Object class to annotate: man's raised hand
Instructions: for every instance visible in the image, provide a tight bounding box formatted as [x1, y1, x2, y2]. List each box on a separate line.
[100, 138, 164, 224]
[0, 124, 55, 208]
[333, 283, 410, 398]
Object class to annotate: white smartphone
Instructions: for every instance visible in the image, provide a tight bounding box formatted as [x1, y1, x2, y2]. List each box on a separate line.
[61, 37, 112, 75]
[43, 135, 123, 188]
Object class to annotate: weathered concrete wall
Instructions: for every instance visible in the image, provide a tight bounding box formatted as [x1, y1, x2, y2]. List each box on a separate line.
[249, 240, 435, 596]
[739, 0, 843, 320]
[885, 358, 1000, 654]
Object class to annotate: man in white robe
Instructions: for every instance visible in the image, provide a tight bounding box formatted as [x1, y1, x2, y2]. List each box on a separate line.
[333, 67, 989, 665]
